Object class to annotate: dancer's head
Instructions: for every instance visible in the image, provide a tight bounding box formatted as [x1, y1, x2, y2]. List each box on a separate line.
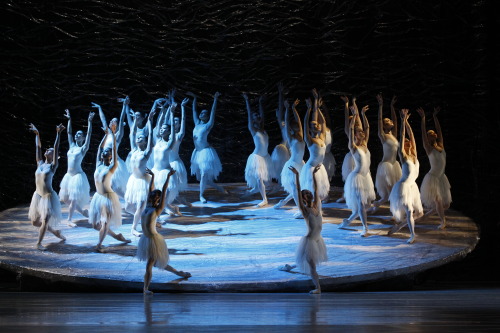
[354, 126, 365, 141]
[134, 111, 146, 125]
[159, 124, 170, 140]
[148, 189, 162, 207]
[44, 147, 55, 163]
[383, 117, 394, 131]
[426, 129, 438, 144]
[74, 130, 85, 145]
[199, 109, 209, 123]
[109, 118, 118, 133]
[251, 112, 262, 130]
[136, 131, 147, 150]
[301, 189, 313, 208]
[101, 147, 112, 165]
[174, 116, 181, 132]
[309, 120, 321, 137]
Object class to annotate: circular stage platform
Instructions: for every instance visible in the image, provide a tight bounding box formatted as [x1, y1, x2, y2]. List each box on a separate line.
[0, 184, 479, 293]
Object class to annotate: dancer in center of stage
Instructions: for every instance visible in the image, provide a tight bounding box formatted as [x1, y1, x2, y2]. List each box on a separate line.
[188, 91, 227, 203]
[338, 99, 376, 237]
[138, 168, 192, 295]
[125, 106, 156, 236]
[242, 93, 273, 207]
[274, 99, 305, 210]
[59, 109, 94, 227]
[89, 125, 130, 251]
[28, 123, 66, 250]
[369, 94, 402, 214]
[388, 109, 423, 243]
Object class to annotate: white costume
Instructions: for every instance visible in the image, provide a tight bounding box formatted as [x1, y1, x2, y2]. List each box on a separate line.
[389, 158, 423, 222]
[191, 123, 222, 181]
[344, 148, 376, 212]
[281, 138, 305, 194]
[375, 135, 402, 200]
[152, 137, 178, 204]
[170, 134, 188, 192]
[125, 149, 151, 208]
[323, 128, 336, 181]
[29, 163, 62, 227]
[341, 152, 355, 182]
[59, 146, 90, 210]
[89, 164, 121, 228]
[296, 201, 327, 275]
[271, 143, 290, 183]
[245, 131, 273, 189]
[137, 207, 169, 268]
[420, 149, 452, 208]
[300, 143, 329, 201]
[102, 135, 128, 196]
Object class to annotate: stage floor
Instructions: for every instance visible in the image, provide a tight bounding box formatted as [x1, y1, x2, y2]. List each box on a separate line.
[0, 184, 479, 293]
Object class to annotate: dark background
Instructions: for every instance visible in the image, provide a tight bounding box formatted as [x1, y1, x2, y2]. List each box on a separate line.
[1, 0, 498, 287]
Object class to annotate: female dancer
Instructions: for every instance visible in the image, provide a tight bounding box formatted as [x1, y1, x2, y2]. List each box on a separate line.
[28, 123, 66, 250]
[90, 126, 130, 251]
[242, 93, 273, 208]
[188, 91, 226, 203]
[369, 94, 402, 213]
[319, 99, 336, 185]
[59, 109, 94, 227]
[125, 108, 156, 236]
[274, 99, 305, 210]
[270, 82, 290, 190]
[416, 107, 451, 229]
[299, 89, 330, 204]
[338, 100, 376, 237]
[290, 164, 327, 294]
[388, 109, 423, 243]
[92, 98, 129, 198]
[138, 168, 192, 295]
[170, 97, 191, 208]
[336, 96, 357, 203]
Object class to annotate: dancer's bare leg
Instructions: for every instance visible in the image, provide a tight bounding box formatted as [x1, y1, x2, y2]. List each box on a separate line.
[199, 173, 208, 203]
[143, 258, 155, 295]
[165, 264, 192, 278]
[48, 225, 65, 241]
[256, 178, 268, 208]
[359, 201, 369, 237]
[75, 203, 89, 218]
[67, 200, 77, 227]
[208, 179, 228, 194]
[131, 201, 145, 236]
[367, 194, 389, 214]
[435, 200, 447, 230]
[36, 218, 48, 251]
[167, 203, 182, 216]
[96, 219, 110, 251]
[308, 260, 321, 294]
[274, 193, 293, 209]
[108, 228, 131, 243]
[406, 207, 416, 244]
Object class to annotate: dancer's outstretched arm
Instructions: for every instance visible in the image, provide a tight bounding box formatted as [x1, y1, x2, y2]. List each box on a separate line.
[64, 109, 75, 147]
[243, 93, 255, 136]
[207, 92, 220, 130]
[390, 95, 398, 137]
[416, 107, 432, 155]
[53, 123, 65, 170]
[157, 169, 176, 215]
[304, 98, 313, 146]
[29, 123, 43, 164]
[433, 106, 444, 149]
[82, 112, 94, 156]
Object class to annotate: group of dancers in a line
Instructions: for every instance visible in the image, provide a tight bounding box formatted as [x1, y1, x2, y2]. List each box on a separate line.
[27, 85, 450, 294]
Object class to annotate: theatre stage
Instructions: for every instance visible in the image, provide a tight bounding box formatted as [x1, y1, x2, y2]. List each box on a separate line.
[0, 184, 478, 293]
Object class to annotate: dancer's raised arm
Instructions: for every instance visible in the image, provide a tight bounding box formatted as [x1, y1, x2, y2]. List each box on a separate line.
[433, 107, 444, 148]
[109, 127, 118, 173]
[405, 111, 417, 157]
[157, 169, 176, 215]
[312, 164, 321, 208]
[81, 112, 95, 155]
[290, 166, 305, 214]
[92, 102, 107, 132]
[178, 97, 188, 140]
[243, 93, 255, 135]
[390, 95, 398, 137]
[143, 109, 156, 158]
[146, 168, 155, 193]
[53, 123, 65, 169]
[64, 109, 75, 146]
[187, 92, 199, 126]
[360, 104, 370, 145]
[303, 98, 313, 145]
[96, 129, 108, 167]
[416, 107, 432, 155]
[207, 92, 220, 130]
[398, 109, 409, 161]
[29, 123, 43, 164]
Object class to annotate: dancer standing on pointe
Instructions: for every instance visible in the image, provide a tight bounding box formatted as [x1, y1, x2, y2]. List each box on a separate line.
[288, 165, 327, 294]
[416, 106, 451, 229]
[188, 91, 226, 203]
[368, 94, 401, 214]
[274, 99, 305, 211]
[138, 168, 192, 295]
[89, 125, 130, 251]
[299, 89, 330, 206]
[28, 123, 67, 250]
[242, 93, 273, 208]
[92, 97, 129, 199]
[269, 82, 291, 193]
[59, 109, 94, 227]
[125, 107, 156, 236]
[338, 99, 376, 237]
[388, 109, 423, 243]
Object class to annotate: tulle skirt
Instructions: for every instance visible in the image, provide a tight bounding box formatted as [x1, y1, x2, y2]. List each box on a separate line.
[299, 163, 330, 200]
[111, 157, 129, 195]
[281, 159, 305, 194]
[245, 153, 273, 189]
[29, 191, 62, 227]
[88, 191, 122, 228]
[125, 174, 151, 206]
[375, 161, 402, 199]
[170, 159, 188, 192]
[136, 232, 169, 268]
[420, 173, 452, 208]
[191, 147, 222, 181]
[295, 235, 328, 275]
[344, 171, 376, 211]
[152, 168, 179, 205]
[323, 152, 336, 180]
[59, 172, 90, 208]
[341, 152, 355, 182]
[390, 180, 424, 222]
[271, 144, 290, 181]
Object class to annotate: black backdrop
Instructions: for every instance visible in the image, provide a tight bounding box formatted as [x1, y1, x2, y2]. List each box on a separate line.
[1, 1, 498, 273]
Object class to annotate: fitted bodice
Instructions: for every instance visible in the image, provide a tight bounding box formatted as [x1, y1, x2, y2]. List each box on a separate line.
[381, 134, 399, 163]
[428, 149, 446, 176]
[35, 163, 55, 195]
[94, 164, 114, 194]
[400, 158, 420, 183]
[306, 142, 326, 165]
[289, 138, 305, 164]
[66, 145, 84, 175]
[252, 130, 269, 156]
[352, 148, 371, 175]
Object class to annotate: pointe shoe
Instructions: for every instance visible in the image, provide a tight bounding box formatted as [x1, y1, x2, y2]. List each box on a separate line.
[200, 196, 207, 204]
[274, 201, 284, 209]
[256, 200, 268, 208]
[36, 244, 47, 251]
[67, 221, 77, 228]
[338, 219, 351, 229]
[293, 211, 303, 219]
[336, 197, 345, 203]
[131, 228, 142, 237]
[388, 222, 405, 235]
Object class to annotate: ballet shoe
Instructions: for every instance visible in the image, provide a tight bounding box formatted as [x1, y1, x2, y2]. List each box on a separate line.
[36, 244, 47, 251]
[256, 200, 268, 208]
[143, 290, 154, 295]
[338, 219, 351, 229]
[67, 221, 77, 228]
[273, 201, 285, 210]
[293, 211, 303, 219]
[131, 228, 142, 237]
[53, 230, 66, 241]
[309, 289, 321, 294]
[278, 264, 296, 272]
[200, 196, 207, 204]
[116, 233, 131, 243]
[335, 197, 345, 203]
[388, 222, 405, 235]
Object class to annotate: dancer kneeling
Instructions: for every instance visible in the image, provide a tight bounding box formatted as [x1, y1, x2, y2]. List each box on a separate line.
[138, 168, 192, 295]
[89, 126, 130, 251]
[288, 165, 327, 294]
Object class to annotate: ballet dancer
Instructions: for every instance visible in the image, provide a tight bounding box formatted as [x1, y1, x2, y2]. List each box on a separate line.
[368, 94, 402, 214]
[59, 109, 94, 227]
[338, 99, 376, 237]
[416, 106, 451, 229]
[242, 93, 273, 208]
[89, 126, 130, 251]
[28, 123, 66, 250]
[388, 109, 424, 243]
[188, 91, 227, 203]
[138, 168, 192, 295]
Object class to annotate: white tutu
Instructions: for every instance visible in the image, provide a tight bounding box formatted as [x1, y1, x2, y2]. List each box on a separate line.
[59, 172, 90, 208]
[136, 232, 169, 268]
[271, 144, 290, 181]
[341, 152, 355, 182]
[170, 159, 188, 192]
[152, 168, 179, 205]
[281, 159, 305, 194]
[323, 152, 336, 180]
[88, 191, 122, 228]
[245, 153, 273, 189]
[375, 161, 402, 199]
[420, 173, 452, 208]
[125, 174, 151, 206]
[390, 181, 423, 222]
[191, 146, 222, 181]
[295, 235, 328, 275]
[111, 157, 129, 195]
[299, 164, 330, 201]
[29, 191, 62, 227]
[344, 172, 376, 211]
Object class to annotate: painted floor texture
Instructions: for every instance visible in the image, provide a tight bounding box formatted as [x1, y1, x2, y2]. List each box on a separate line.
[0, 184, 479, 293]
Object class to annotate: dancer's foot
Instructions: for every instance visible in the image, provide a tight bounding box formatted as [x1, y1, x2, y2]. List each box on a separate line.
[256, 200, 268, 208]
[367, 206, 378, 214]
[338, 218, 351, 229]
[438, 221, 446, 230]
[407, 235, 415, 244]
[293, 211, 303, 219]
[67, 220, 77, 228]
[309, 289, 321, 294]
[278, 264, 296, 272]
[387, 222, 405, 235]
[36, 243, 46, 251]
[361, 228, 369, 237]
[175, 271, 191, 278]
[172, 205, 183, 216]
[200, 196, 207, 204]
[53, 229, 66, 241]
[131, 228, 142, 237]
[116, 233, 131, 243]
[274, 200, 285, 210]
[82, 209, 89, 218]
[336, 197, 345, 203]
[95, 245, 104, 253]
[144, 290, 153, 295]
